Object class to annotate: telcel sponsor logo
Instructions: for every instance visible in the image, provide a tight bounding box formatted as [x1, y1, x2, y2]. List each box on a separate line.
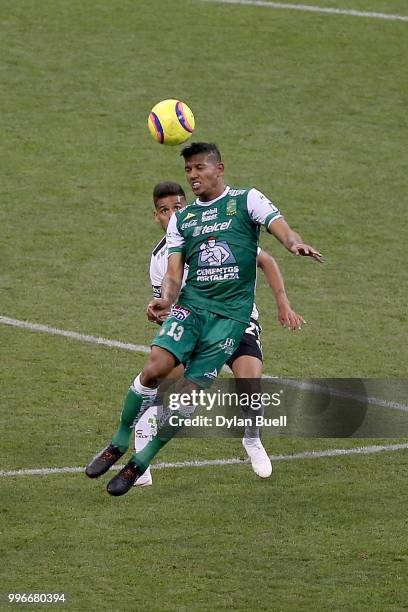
[193, 220, 232, 237]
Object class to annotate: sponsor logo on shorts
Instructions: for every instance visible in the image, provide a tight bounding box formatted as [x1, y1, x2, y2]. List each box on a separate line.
[204, 368, 218, 380]
[170, 304, 191, 321]
[218, 338, 236, 355]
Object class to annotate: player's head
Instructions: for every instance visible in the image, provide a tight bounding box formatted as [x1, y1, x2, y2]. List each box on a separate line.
[153, 181, 186, 231]
[181, 142, 225, 202]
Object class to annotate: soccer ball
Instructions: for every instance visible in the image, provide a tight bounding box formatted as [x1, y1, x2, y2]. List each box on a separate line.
[148, 99, 195, 145]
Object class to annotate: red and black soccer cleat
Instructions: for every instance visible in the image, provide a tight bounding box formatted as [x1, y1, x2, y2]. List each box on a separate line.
[85, 443, 124, 478]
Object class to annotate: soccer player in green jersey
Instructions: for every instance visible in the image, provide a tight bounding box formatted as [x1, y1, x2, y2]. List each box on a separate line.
[135, 180, 305, 485]
[86, 143, 322, 496]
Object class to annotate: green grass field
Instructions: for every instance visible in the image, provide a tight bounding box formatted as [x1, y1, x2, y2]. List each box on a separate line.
[1, 1, 408, 609]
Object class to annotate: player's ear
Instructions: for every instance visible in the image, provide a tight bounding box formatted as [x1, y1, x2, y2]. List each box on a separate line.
[217, 162, 225, 175]
[154, 210, 160, 224]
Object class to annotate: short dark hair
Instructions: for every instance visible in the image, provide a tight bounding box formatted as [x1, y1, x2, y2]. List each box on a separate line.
[153, 181, 186, 206]
[180, 142, 222, 163]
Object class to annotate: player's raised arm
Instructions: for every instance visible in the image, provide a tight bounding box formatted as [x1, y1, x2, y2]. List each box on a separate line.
[246, 188, 323, 262]
[268, 217, 323, 262]
[257, 249, 306, 331]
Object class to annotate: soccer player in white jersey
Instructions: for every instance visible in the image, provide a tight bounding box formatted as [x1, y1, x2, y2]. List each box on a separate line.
[135, 180, 305, 486]
[86, 142, 322, 496]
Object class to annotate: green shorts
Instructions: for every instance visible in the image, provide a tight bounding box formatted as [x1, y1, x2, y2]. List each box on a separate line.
[151, 304, 247, 388]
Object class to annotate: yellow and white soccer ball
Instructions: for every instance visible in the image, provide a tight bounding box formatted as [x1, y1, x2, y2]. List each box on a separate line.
[148, 99, 195, 145]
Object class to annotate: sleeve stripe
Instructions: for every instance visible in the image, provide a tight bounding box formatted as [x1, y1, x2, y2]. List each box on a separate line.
[152, 236, 166, 256]
[168, 246, 185, 255]
[265, 211, 282, 229]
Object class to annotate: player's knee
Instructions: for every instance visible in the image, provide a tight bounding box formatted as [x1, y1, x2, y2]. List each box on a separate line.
[141, 350, 177, 386]
[139, 366, 159, 387]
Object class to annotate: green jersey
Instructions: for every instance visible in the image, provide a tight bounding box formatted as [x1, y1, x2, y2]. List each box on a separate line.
[167, 186, 282, 324]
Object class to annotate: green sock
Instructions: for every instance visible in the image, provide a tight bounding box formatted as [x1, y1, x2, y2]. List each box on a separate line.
[112, 387, 150, 453]
[131, 410, 186, 471]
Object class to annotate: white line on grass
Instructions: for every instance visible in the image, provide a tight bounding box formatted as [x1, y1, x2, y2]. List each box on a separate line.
[1, 443, 407, 478]
[2, 315, 408, 413]
[198, 0, 408, 22]
[0, 315, 150, 354]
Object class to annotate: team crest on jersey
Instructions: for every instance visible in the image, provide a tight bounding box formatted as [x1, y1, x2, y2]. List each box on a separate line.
[184, 212, 196, 220]
[170, 304, 191, 321]
[226, 199, 237, 216]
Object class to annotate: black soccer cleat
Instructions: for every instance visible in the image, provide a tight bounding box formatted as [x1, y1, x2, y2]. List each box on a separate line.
[85, 443, 124, 479]
[106, 461, 143, 496]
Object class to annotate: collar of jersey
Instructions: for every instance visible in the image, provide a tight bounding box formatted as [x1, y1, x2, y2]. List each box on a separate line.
[195, 186, 230, 206]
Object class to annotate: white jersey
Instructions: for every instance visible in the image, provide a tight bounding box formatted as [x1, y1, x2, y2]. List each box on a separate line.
[150, 236, 189, 298]
[150, 235, 259, 321]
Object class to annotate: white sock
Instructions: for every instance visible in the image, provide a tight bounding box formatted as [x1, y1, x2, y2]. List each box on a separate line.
[131, 374, 158, 398]
[243, 436, 261, 445]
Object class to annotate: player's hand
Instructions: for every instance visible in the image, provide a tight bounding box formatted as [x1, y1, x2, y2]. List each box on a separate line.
[147, 298, 171, 323]
[290, 243, 323, 262]
[278, 303, 306, 331]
